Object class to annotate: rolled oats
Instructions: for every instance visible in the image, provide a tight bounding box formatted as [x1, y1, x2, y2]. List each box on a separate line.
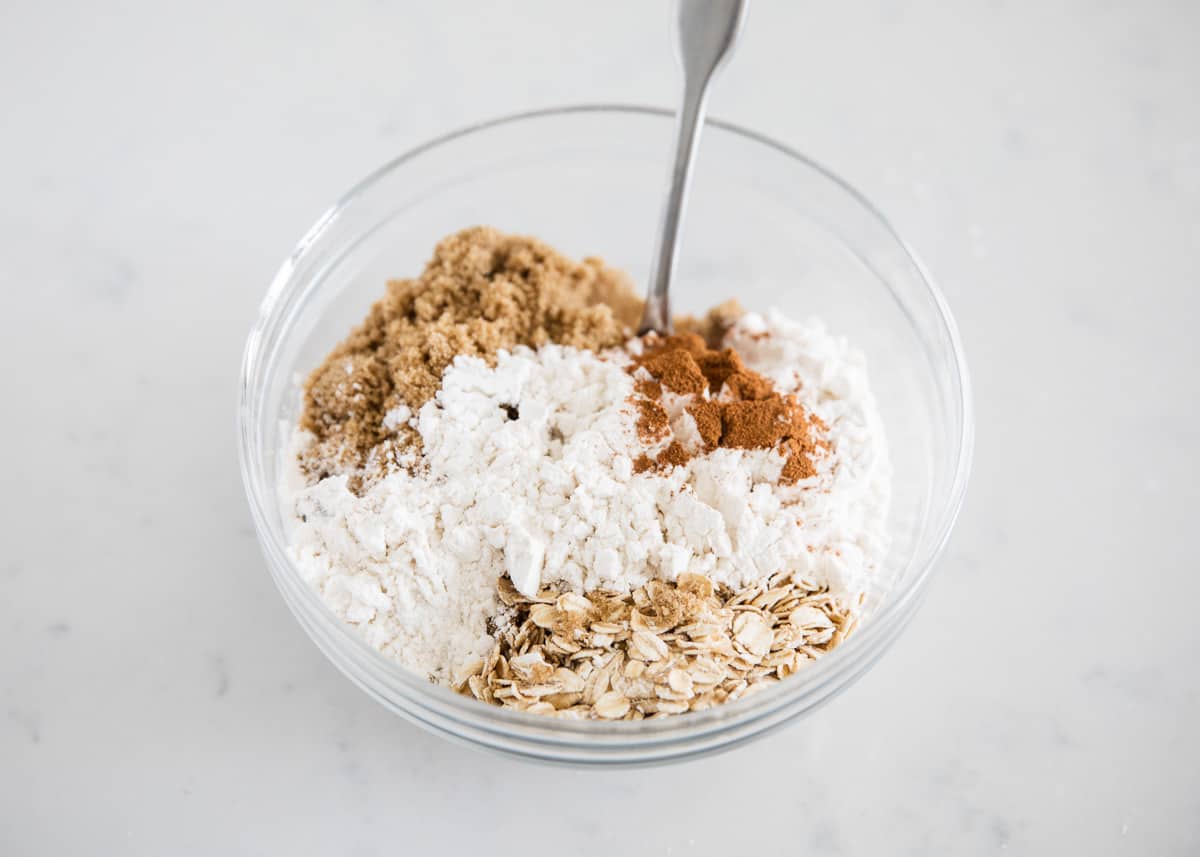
[459, 573, 855, 720]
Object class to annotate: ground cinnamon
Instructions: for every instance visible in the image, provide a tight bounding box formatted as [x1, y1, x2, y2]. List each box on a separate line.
[687, 400, 722, 450]
[634, 399, 670, 443]
[629, 331, 827, 483]
[640, 347, 707, 396]
[634, 378, 663, 401]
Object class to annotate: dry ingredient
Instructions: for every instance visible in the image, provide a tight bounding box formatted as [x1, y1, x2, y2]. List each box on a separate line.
[300, 227, 642, 481]
[461, 573, 855, 719]
[625, 331, 828, 482]
[284, 227, 890, 718]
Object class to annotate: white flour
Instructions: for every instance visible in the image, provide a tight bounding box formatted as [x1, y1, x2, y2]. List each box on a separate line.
[283, 311, 891, 681]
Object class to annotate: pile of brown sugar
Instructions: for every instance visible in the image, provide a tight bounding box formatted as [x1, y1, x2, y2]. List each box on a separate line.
[299, 227, 644, 480]
[629, 332, 828, 484]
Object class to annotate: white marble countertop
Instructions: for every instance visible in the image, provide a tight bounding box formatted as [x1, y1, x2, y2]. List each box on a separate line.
[2, 1, 1197, 853]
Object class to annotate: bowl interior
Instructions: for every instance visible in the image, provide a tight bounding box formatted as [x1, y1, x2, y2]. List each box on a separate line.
[241, 106, 970, 759]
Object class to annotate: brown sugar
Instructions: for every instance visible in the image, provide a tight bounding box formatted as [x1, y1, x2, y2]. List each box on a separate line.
[675, 299, 746, 347]
[299, 227, 643, 479]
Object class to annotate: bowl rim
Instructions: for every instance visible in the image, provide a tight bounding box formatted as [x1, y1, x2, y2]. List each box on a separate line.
[238, 103, 974, 751]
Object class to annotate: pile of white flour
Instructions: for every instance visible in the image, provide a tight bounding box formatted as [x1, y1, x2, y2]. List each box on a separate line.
[283, 311, 891, 682]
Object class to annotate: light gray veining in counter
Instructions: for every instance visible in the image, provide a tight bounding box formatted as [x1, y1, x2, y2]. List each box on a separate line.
[1, 1, 1197, 853]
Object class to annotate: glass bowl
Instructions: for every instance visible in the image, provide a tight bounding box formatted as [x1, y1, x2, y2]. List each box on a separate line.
[238, 105, 972, 766]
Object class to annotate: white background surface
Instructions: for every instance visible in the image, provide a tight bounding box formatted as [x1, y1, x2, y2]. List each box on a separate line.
[2, 1, 1197, 853]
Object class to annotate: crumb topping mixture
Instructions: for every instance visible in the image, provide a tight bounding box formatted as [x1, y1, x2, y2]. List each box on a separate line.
[283, 228, 891, 718]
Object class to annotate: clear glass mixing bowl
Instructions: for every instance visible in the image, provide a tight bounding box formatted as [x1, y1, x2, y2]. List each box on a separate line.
[239, 105, 972, 765]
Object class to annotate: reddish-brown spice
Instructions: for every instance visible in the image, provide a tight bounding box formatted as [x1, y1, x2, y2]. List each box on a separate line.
[687, 401, 723, 450]
[720, 400, 789, 448]
[633, 441, 692, 474]
[632, 454, 655, 474]
[634, 378, 663, 400]
[721, 368, 774, 401]
[627, 331, 827, 483]
[693, 349, 744, 393]
[640, 349, 706, 396]
[634, 399, 670, 443]
[656, 440, 691, 469]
